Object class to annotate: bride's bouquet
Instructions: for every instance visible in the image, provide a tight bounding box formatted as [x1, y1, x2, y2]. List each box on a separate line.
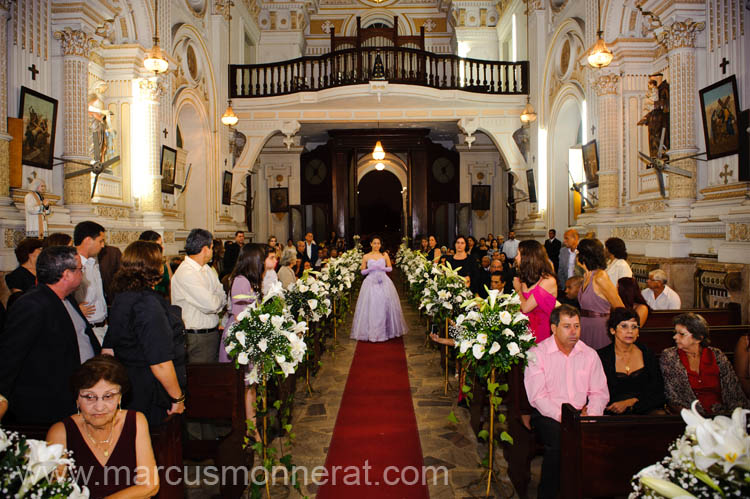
[0, 428, 89, 498]
[223, 282, 308, 383]
[629, 401, 750, 498]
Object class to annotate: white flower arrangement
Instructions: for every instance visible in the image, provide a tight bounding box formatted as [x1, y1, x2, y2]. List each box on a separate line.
[0, 427, 89, 498]
[224, 290, 308, 384]
[418, 262, 474, 322]
[322, 247, 363, 299]
[630, 400, 750, 498]
[284, 271, 332, 323]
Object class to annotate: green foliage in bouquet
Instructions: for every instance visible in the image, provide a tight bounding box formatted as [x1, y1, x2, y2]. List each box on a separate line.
[418, 262, 474, 324]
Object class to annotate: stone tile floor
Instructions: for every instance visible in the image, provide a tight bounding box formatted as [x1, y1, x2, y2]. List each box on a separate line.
[187, 279, 542, 498]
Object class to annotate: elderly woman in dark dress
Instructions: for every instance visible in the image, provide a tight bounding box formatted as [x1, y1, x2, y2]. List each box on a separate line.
[47, 355, 159, 498]
[102, 241, 186, 427]
[597, 308, 665, 414]
[660, 312, 750, 416]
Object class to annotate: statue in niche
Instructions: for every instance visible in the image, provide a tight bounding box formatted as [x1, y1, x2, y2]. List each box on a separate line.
[88, 86, 117, 167]
[512, 126, 529, 163]
[638, 73, 670, 161]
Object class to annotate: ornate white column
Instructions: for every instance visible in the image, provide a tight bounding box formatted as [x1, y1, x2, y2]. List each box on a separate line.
[0, 1, 12, 203]
[53, 27, 98, 213]
[659, 20, 705, 205]
[593, 72, 621, 213]
[136, 78, 163, 216]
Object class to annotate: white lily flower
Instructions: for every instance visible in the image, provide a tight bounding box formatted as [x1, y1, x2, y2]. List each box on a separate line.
[639, 476, 694, 498]
[459, 340, 474, 354]
[259, 313, 270, 323]
[507, 342, 520, 356]
[271, 315, 285, 330]
[237, 352, 249, 365]
[258, 338, 268, 352]
[443, 302, 452, 310]
[275, 354, 286, 364]
[18, 440, 71, 495]
[502, 328, 515, 337]
[292, 321, 308, 334]
[499, 311, 512, 325]
[509, 293, 521, 305]
[472, 343, 485, 359]
[513, 312, 529, 324]
[236, 307, 252, 322]
[280, 361, 296, 377]
[476, 333, 488, 345]
[455, 314, 466, 325]
[245, 367, 259, 385]
[489, 342, 501, 355]
[235, 331, 247, 347]
[487, 289, 500, 308]
[299, 284, 308, 293]
[308, 298, 318, 310]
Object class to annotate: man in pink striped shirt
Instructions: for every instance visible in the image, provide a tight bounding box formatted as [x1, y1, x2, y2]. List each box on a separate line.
[523, 304, 609, 498]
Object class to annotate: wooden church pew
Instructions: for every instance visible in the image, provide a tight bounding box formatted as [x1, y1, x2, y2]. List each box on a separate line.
[559, 403, 684, 498]
[642, 304, 741, 328]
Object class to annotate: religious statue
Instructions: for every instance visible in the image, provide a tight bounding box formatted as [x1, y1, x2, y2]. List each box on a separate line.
[638, 74, 670, 159]
[25, 175, 51, 238]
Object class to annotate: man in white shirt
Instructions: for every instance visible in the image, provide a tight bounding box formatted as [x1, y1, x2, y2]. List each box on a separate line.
[502, 230, 519, 261]
[73, 221, 108, 344]
[172, 228, 227, 363]
[641, 269, 681, 310]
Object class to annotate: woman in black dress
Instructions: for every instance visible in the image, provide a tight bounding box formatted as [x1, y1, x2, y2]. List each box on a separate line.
[446, 235, 479, 295]
[426, 234, 441, 263]
[5, 238, 44, 309]
[103, 241, 186, 427]
[597, 308, 665, 414]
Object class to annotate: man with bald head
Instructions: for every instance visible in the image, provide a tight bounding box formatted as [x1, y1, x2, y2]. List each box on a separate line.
[557, 229, 581, 292]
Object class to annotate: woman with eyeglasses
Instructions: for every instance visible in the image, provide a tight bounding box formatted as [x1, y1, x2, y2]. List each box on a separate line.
[102, 240, 186, 427]
[47, 355, 159, 498]
[660, 312, 749, 415]
[597, 308, 665, 414]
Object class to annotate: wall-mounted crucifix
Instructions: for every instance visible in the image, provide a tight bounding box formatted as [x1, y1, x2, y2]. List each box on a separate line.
[720, 164, 733, 184]
[719, 57, 730, 75]
[28, 64, 39, 80]
[162, 128, 168, 138]
[591, 124, 596, 136]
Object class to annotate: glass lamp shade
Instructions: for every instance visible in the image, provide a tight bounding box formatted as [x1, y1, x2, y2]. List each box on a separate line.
[144, 41, 169, 74]
[375, 162, 385, 171]
[587, 36, 614, 68]
[221, 102, 239, 126]
[372, 141, 386, 160]
[520, 102, 537, 124]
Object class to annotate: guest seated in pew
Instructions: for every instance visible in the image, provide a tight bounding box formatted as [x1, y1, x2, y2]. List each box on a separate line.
[278, 250, 298, 289]
[597, 308, 665, 414]
[733, 334, 750, 398]
[641, 269, 681, 310]
[660, 312, 749, 416]
[617, 277, 651, 327]
[524, 305, 609, 499]
[103, 241, 186, 427]
[47, 355, 159, 499]
[559, 276, 582, 309]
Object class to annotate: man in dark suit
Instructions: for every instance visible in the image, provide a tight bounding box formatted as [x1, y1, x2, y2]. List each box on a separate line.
[304, 232, 318, 268]
[544, 229, 562, 273]
[222, 230, 245, 278]
[0, 246, 101, 425]
[557, 229, 582, 293]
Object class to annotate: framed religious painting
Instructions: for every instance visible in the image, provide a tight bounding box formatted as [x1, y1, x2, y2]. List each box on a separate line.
[270, 187, 289, 213]
[699, 75, 741, 160]
[18, 86, 58, 170]
[221, 171, 232, 206]
[471, 185, 490, 211]
[525, 169, 537, 204]
[581, 139, 599, 188]
[160, 145, 177, 194]
[739, 109, 749, 182]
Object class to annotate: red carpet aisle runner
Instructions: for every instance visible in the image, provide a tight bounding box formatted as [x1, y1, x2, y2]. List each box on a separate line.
[317, 337, 430, 499]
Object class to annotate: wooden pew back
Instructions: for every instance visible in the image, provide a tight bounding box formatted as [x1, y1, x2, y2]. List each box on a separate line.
[639, 324, 750, 359]
[560, 404, 685, 498]
[643, 305, 741, 328]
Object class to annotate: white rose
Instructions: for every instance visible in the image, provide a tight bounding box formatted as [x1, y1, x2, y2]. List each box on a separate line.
[237, 352, 249, 365]
[499, 311, 512, 325]
[507, 342, 520, 357]
[476, 333, 488, 345]
[489, 342, 501, 355]
[472, 343, 485, 360]
[258, 338, 268, 352]
[236, 331, 247, 347]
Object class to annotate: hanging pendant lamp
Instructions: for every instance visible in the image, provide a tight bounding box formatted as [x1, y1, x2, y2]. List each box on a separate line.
[144, 0, 168, 74]
[520, 7, 536, 124]
[587, 0, 614, 68]
[222, 2, 239, 127]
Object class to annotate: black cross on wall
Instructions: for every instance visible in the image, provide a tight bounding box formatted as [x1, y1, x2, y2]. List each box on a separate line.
[28, 64, 39, 80]
[720, 57, 730, 74]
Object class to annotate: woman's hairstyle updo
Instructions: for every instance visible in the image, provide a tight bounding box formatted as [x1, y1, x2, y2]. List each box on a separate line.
[576, 238, 607, 271]
[71, 354, 130, 395]
[674, 312, 711, 347]
[111, 240, 163, 293]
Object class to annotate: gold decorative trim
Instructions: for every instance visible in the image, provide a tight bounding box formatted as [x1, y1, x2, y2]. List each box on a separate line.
[700, 181, 750, 194]
[684, 233, 725, 239]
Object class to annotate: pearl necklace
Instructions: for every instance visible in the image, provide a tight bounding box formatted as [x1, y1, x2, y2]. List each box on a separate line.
[82, 411, 118, 458]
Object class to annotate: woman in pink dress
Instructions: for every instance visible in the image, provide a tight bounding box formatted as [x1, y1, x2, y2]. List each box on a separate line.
[513, 240, 558, 342]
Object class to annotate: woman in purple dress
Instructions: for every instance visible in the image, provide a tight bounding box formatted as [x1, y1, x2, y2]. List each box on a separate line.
[219, 243, 276, 440]
[350, 236, 407, 342]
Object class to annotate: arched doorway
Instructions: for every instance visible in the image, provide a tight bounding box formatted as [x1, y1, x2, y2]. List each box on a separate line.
[357, 170, 403, 251]
[176, 100, 210, 230]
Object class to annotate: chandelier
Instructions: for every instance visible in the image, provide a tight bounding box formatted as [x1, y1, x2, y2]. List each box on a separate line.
[586, 0, 614, 68]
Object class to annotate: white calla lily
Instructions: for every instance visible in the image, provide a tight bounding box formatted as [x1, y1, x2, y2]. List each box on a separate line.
[472, 343, 485, 359]
[489, 342, 501, 355]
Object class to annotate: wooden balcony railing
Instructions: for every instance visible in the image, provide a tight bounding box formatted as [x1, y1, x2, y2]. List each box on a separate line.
[229, 47, 529, 98]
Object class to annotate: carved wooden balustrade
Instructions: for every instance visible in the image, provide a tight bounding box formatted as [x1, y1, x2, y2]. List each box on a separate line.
[229, 47, 529, 98]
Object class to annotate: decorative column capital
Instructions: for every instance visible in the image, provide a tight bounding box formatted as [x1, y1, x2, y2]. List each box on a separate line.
[137, 78, 164, 101]
[213, 0, 233, 21]
[526, 0, 546, 12]
[657, 19, 705, 51]
[592, 73, 621, 96]
[54, 28, 98, 58]
[0, 1, 11, 14]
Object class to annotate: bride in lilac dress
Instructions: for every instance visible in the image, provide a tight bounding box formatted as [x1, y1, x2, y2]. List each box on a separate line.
[350, 237, 407, 342]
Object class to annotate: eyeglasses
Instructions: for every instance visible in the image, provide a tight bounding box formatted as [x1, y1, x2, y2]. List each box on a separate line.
[79, 391, 120, 404]
[69, 265, 83, 274]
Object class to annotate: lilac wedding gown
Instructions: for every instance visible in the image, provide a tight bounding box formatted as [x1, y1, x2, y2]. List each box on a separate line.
[350, 258, 407, 342]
